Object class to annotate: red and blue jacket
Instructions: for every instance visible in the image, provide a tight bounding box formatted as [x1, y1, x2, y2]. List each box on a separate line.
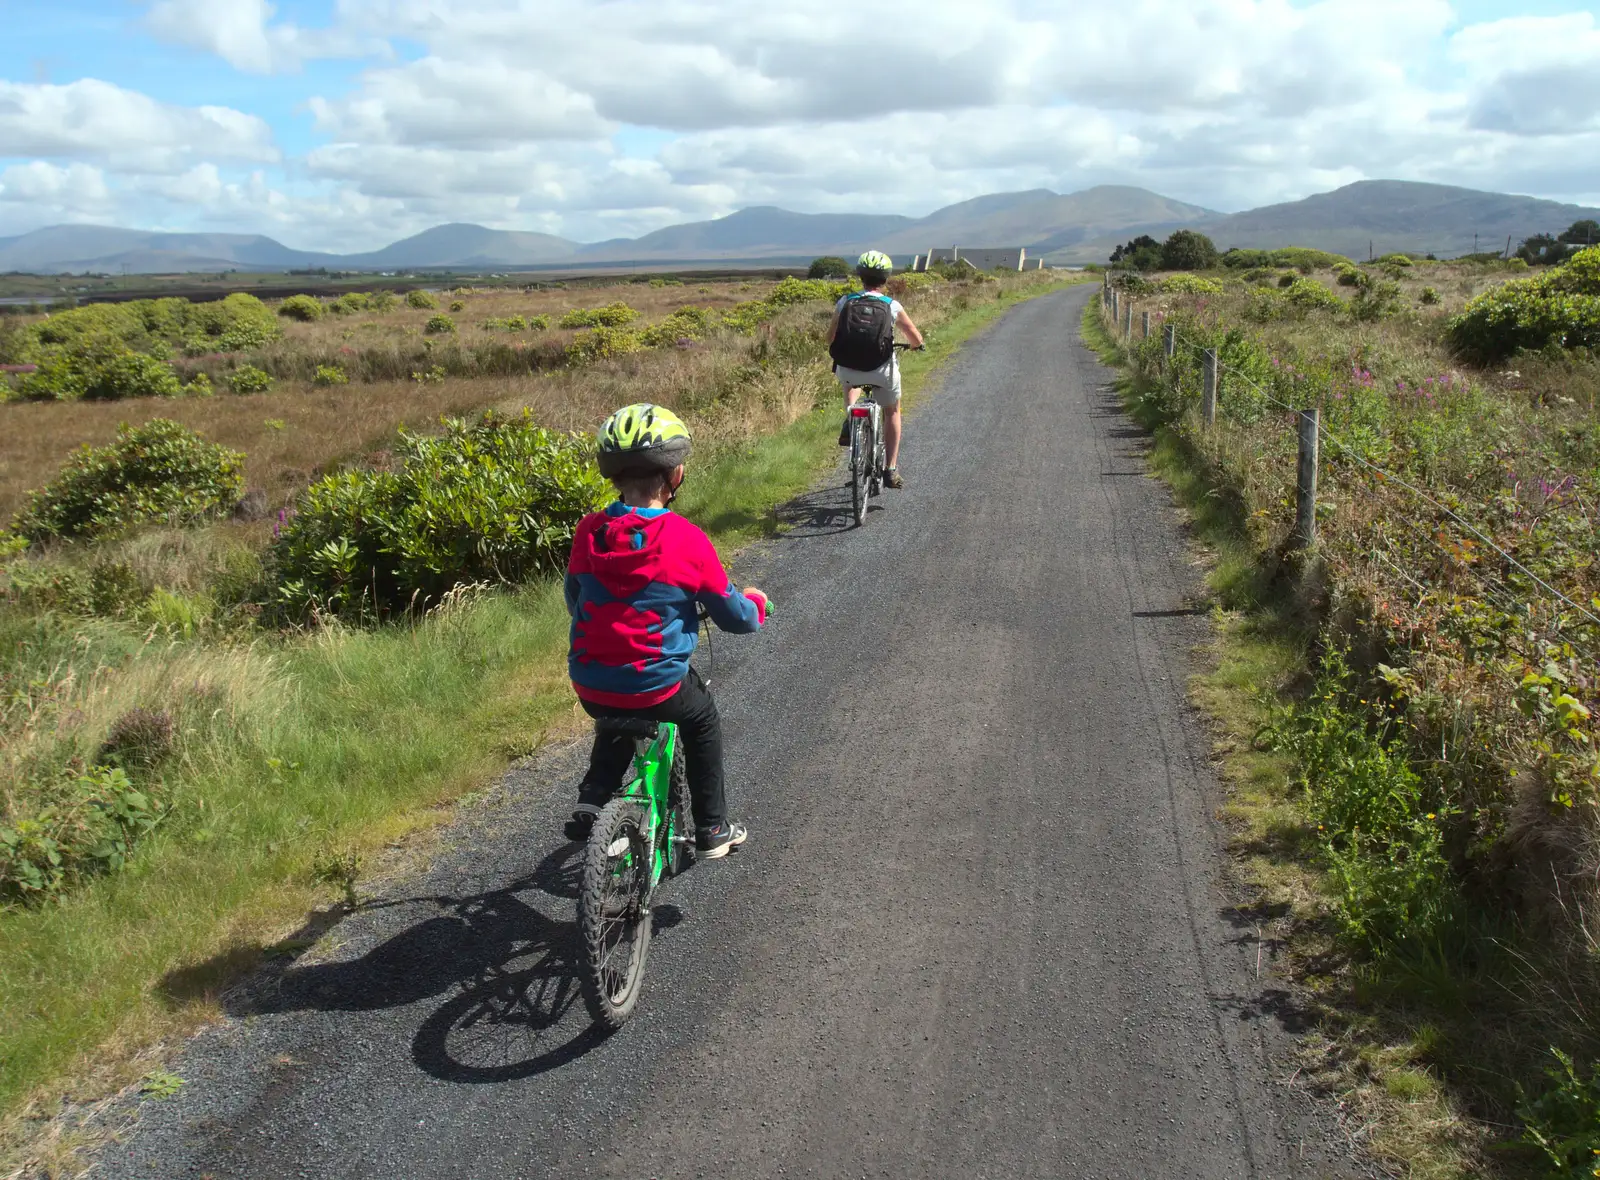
[566, 502, 767, 707]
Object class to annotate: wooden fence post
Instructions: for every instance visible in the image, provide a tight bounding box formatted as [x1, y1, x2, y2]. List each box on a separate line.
[1141, 310, 1151, 340]
[1295, 408, 1320, 547]
[1122, 303, 1133, 339]
[1163, 323, 1175, 359]
[1202, 348, 1218, 426]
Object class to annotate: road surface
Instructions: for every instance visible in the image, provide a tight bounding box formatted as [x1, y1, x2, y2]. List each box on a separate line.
[101, 286, 1356, 1179]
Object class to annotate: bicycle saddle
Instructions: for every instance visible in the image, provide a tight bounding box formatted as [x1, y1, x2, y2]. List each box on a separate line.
[594, 716, 660, 739]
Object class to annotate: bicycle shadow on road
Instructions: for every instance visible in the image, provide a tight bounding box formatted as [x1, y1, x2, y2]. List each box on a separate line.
[159, 843, 683, 1085]
[771, 485, 866, 538]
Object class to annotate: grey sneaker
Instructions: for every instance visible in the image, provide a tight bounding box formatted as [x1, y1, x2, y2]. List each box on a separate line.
[696, 821, 749, 859]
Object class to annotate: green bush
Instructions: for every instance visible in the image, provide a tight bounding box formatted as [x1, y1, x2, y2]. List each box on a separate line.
[480, 315, 528, 332]
[1419, 286, 1440, 306]
[424, 315, 457, 335]
[1, 766, 161, 904]
[269, 412, 609, 618]
[1447, 247, 1600, 361]
[1223, 247, 1347, 272]
[18, 337, 182, 401]
[449, 300, 466, 313]
[1520, 1049, 1600, 1177]
[182, 372, 214, 398]
[328, 292, 368, 316]
[639, 306, 715, 347]
[312, 364, 349, 386]
[278, 295, 323, 322]
[1154, 274, 1223, 296]
[1284, 278, 1345, 313]
[527, 314, 550, 331]
[1160, 230, 1220, 271]
[406, 290, 439, 310]
[1351, 280, 1403, 321]
[808, 256, 851, 279]
[558, 302, 639, 329]
[565, 326, 641, 364]
[228, 365, 273, 394]
[11, 419, 244, 542]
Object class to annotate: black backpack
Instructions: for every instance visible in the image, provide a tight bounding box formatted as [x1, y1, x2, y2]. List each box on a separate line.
[829, 293, 894, 370]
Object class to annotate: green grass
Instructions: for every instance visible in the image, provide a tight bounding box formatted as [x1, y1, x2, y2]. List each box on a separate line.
[1080, 297, 1523, 1177]
[0, 273, 1075, 1164]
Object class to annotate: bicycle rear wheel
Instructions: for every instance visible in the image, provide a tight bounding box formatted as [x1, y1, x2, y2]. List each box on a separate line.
[577, 797, 653, 1029]
[850, 413, 870, 527]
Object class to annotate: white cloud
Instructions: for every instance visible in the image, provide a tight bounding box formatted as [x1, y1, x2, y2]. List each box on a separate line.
[1450, 15, 1600, 135]
[0, 79, 279, 173]
[146, 0, 386, 74]
[0, 161, 112, 211]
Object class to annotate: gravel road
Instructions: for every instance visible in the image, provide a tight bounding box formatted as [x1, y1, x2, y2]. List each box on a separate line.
[100, 285, 1358, 1179]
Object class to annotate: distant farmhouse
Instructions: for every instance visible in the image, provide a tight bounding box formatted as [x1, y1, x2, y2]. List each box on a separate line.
[912, 247, 1046, 272]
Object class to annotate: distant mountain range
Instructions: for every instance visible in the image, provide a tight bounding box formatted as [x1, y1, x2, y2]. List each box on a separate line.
[3, 181, 1597, 275]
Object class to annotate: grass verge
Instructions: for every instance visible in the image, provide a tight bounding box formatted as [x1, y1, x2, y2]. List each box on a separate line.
[0, 274, 1076, 1174]
[1080, 300, 1500, 1177]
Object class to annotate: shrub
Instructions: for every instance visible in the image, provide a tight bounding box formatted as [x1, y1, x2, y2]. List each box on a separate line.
[1419, 286, 1440, 306]
[1160, 230, 1219, 271]
[639, 306, 715, 348]
[182, 372, 214, 398]
[1110, 235, 1162, 270]
[565, 326, 641, 364]
[1154, 274, 1223, 296]
[406, 290, 438, 310]
[1336, 266, 1364, 287]
[479, 316, 527, 332]
[1283, 278, 1345, 313]
[312, 364, 349, 386]
[328, 292, 369, 316]
[269, 412, 609, 618]
[558, 302, 639, 329]
[99, 707, 176, 771]
[278, 295, 323, 322]
[228, 365, 273, 394]
[449, 300, 466, 312]
[367, 291, 398, 313]
[1520, 1049, 1600, 1176]
[1351, 280, 1403, 321]
[0, 765, 161, 904]
[808, 256, 851, 279]
[11, 419, 244, 542]
[424, 315, 457, 335]
[19, 337, 182, 401]
[527, 314, 550, 331]
[1447, 247, 1600, 361]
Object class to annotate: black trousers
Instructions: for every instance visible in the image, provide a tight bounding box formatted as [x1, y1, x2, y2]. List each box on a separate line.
[578, 667, 725, 832]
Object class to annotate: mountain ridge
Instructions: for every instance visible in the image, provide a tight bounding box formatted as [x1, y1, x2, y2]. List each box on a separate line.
[4, 181, 1598, 274]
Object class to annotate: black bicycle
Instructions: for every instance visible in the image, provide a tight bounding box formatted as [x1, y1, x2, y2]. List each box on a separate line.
[845, 342, 919, 527]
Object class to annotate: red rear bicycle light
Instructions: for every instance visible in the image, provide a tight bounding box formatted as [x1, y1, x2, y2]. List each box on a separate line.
[849, 407, 871, 417]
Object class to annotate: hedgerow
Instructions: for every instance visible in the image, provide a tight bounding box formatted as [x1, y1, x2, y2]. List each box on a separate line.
[1448, 246, 1600, 362]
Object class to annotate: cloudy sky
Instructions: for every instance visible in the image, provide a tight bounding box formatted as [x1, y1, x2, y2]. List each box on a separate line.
[2, 0, 1598, 250]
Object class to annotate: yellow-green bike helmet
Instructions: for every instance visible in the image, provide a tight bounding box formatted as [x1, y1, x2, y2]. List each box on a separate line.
[596, 403, 692, 478]
[856, 250, 893, 276]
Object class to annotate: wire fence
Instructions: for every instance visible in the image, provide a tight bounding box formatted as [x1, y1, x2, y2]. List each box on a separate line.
[1097, 283, 1600, 669]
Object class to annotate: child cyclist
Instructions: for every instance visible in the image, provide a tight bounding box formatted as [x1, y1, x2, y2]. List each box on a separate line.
[563, 403, 767, 858]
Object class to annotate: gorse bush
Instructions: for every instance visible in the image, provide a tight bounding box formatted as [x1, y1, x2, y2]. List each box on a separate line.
[558, 302, 639, 329]
[449, 300, 466, 313]
[11, 419, 245, 542]
[406, 290, 438, 310]
[424, 315, 457, 335]
[312, 364, 348, 386]
[1447, 246, 1600, 362]
[278, 295, 323, 322]
[639, 306, 714, 347]
[269, 412, 609, 618]
[21, 293, 280, 362]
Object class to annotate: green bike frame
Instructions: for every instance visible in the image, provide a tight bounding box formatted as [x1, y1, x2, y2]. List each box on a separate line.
[617, 721, 685, 888]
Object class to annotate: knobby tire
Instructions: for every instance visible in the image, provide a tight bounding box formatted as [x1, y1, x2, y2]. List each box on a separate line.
[577, 797, 653, 1029]
[850, 413, 870, 527]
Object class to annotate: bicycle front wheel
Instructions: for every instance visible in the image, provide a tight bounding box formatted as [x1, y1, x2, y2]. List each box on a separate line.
[578, 797, 654, 1029]
[850, 414, 870, 527]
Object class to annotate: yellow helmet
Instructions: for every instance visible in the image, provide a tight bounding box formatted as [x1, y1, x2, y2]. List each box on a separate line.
[596, 403, 692, 478]
[856, 250, 893, 275]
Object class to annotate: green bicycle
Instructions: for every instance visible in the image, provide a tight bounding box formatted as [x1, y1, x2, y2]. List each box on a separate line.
[576, 714, 696, 1029]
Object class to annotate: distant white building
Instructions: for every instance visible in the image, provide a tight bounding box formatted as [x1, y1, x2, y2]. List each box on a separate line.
[912, 247, 1031, 272]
